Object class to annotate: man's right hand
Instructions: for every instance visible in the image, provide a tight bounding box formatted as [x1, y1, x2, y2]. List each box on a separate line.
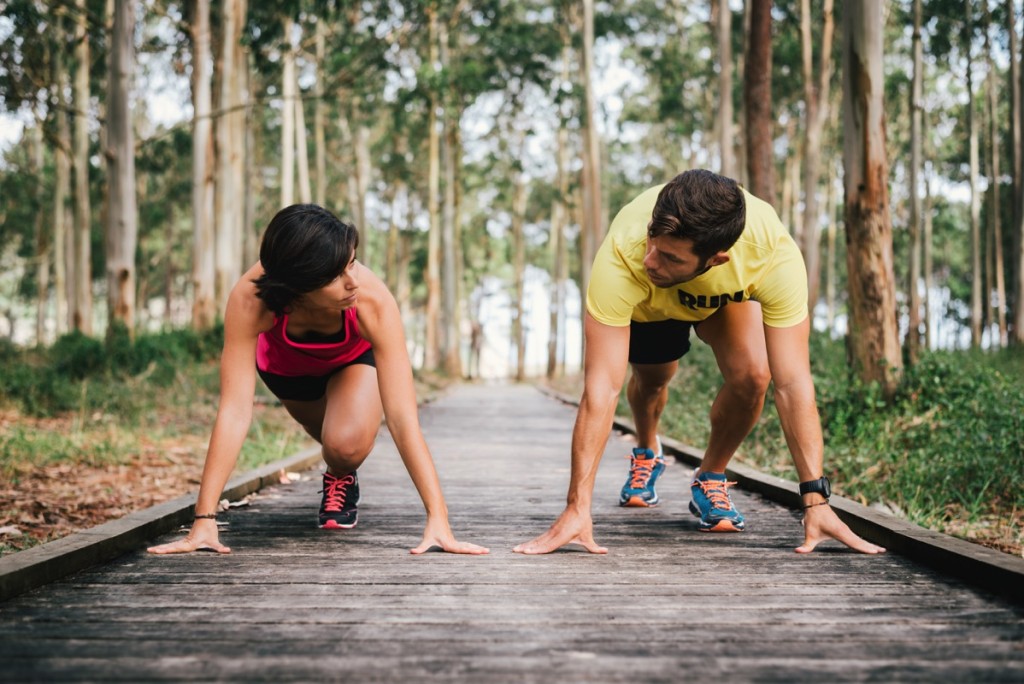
[147, 519, 231, 555]
[513, 506, 608, 555]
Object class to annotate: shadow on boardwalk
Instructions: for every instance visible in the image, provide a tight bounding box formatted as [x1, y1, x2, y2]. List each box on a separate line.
[0, 384, 1022, 682]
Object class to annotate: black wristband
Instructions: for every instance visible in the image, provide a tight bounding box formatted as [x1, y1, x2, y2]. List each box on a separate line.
[801, 500, 830, 510]
[194, 513, 218, 520]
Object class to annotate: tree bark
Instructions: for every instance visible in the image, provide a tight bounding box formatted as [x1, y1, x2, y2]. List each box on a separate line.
[314, 18, 327, 207]
[744, 0, 774, 202]
[296, 81, 313, 205]
[800, 0, 834, 310]
[105, 0, 138, 337]
[30, 118, 48, 344]
[966, 3, 983, 348]
[439, 17, 461, 377]
[512, 171, 527, 382]
[54, 72, 71, 337]
[72, 0, 92, 334]
[548, 30, 571, 380]
[216, 0, 247, 310]
[716, 0, 734, 178]
[425, 5, 441, 370]
[906, 0, 924, 363]
[191, 0, 216, 329]
[281, 17, 296, 208]
[842, 0, 902, 397]
[580, 0, 602, 298]
[983, 1, 1008, 347]
[1017, 3, 1024, 344]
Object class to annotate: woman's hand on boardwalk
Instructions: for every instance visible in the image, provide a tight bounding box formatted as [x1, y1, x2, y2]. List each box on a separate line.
[410, 518, 489, 555]
[147, 520, 232, 555]
[512, 507, 608, 555]
[796, 504, 886, 555]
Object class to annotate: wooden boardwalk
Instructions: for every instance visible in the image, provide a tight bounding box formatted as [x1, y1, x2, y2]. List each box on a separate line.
[1, 383, 1022, 682]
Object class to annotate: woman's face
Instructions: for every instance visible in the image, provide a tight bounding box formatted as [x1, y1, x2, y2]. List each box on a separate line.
[298, 253, 360, 312]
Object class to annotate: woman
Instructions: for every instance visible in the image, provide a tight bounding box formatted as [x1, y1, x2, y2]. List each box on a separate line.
[149, 204, 487, 556]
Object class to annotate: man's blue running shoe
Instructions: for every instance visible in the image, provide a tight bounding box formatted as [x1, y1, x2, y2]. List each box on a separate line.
[619, 447, 666, 507]
[689, 469, 745, 532]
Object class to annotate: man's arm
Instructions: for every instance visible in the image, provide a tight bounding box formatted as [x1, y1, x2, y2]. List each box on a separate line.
[513, 313, 631, 554]
[764, 318, 886, 554]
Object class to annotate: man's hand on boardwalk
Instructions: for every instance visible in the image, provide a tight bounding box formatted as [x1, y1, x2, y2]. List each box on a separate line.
[796, 504, 886, 554]
[147, 519, 231, 555]
[513, 507, 609, 555]
[410, 517, 490, 555]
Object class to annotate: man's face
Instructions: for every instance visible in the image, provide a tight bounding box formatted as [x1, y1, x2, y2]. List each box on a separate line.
[642, 234, 729, 288]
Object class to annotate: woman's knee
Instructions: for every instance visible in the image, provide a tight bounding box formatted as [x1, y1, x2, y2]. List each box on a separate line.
[321, 429, 376, 470]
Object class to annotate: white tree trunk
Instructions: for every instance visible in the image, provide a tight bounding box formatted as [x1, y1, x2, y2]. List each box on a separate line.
[105, 0, 138, 336]
[191, 0, 216, 329]
[72, 0, 92, 334]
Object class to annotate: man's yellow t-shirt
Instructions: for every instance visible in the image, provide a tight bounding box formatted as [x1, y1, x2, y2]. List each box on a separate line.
[586, 184, 808, 328]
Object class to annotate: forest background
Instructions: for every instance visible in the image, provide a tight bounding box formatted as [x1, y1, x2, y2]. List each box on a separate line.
[0, 0, 1021, 558]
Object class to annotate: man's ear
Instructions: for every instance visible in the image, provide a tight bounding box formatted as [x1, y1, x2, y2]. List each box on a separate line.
[707, 252, 731, 268]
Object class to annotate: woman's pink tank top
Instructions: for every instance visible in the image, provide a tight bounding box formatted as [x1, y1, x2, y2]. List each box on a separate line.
[256, 307, 371, 376]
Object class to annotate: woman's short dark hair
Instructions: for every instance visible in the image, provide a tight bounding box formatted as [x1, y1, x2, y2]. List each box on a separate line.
[252, 204, 360, 314]
[648, 170, 746, 260]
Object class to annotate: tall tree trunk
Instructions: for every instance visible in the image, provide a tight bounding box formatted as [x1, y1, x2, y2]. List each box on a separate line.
[966, 5, 983, 349]
[53, 65, 71, 336]
[353, 121, 371, 264]
[842, 0, 902, 397]
[1010, 0, 1022, 238]
[1017, 4, 1024, 344]
[744, 0, 774, 202]
[548, 31, 571, 380]
[191, 0, 216, 329]
[800, 0, 834, 309]
[72, 0, 92, 334]
[906, 0, 924, 364]
[105, 0, 138, 337]
[31, 119, 48, 344]
[716, 0, 734, 178]
[314, 18, 327, 207]
[424, 5, 441, 370]
[512, 171, 527, 382]
[983, 1, 1008, 347]
[281, 17, 296, 208]
[440, 19, 462, 377]
[825, 166, 838, 331]
[296, 84, 313, 205]
[215, 0, 247, 310]
[580, 0, 602, 300]
[924, 153, 935, 350]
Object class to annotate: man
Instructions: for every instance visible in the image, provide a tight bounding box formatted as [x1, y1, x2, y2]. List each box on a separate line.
[514, 170, 885, 555]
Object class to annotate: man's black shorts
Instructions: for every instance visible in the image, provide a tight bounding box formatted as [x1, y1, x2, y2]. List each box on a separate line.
[628, 319, 694, 365]
[257, 348, 376, 402]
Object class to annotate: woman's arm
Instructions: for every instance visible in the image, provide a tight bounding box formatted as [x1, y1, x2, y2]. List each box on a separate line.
[148, 271, 269, 554]
[358, 269, 488, 555]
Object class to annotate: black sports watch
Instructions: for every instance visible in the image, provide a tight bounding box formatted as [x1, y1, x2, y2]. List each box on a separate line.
[799, 476, 831, 499]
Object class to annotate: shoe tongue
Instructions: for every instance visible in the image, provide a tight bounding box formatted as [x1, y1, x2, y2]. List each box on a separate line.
[699, 471, 727, 481]
[632, 447, 655, 458]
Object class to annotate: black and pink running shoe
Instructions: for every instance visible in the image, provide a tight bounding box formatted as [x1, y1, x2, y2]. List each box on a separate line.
[319, 471, 359, 529]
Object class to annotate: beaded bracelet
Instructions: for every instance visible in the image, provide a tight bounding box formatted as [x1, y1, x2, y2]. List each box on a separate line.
[194, 513, 218, 520]
[801, 500, 830, 510]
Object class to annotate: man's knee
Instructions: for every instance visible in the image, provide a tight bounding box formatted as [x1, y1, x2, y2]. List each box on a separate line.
[724, 365, 771, 403]
[629, 364, 676, 397]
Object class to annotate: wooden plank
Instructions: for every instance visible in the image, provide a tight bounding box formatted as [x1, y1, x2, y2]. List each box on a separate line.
[0, 384, 1021, 683]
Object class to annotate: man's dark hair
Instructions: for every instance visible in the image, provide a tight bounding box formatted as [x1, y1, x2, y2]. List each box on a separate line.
[648, 169, 746, 260]
[252, 204, 360, 314]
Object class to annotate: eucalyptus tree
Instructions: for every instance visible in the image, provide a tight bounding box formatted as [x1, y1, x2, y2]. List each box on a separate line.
[72, 0, 93, 334]
[745, 0, 774, 203]
[842, 0, 902, 397]
[105, 0, 138, 337]
[188, 0, 216, 329]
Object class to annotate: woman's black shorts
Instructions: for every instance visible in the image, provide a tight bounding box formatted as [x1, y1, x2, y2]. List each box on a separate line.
[257, 348, 376, 402]
[628, 319, 694, 365]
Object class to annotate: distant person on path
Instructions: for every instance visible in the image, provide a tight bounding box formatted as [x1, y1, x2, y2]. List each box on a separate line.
[515, 170, 885, 555]
[150, 204, 488, 556]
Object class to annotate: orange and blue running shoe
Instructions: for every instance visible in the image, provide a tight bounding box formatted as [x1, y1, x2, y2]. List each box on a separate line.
[319, 471, 359, 529]
[689, 469, 745, 532]
[619, 447, 666, 507]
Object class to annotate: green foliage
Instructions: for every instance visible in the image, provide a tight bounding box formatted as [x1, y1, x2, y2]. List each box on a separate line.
[629, 333, 1024, 533]
[0, 326, 224, 418]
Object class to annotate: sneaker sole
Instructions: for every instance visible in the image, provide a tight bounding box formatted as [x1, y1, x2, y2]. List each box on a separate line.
[620, 495, 659, 507]
[689, 501, 744, 532]
[319, 517, 358, 530]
